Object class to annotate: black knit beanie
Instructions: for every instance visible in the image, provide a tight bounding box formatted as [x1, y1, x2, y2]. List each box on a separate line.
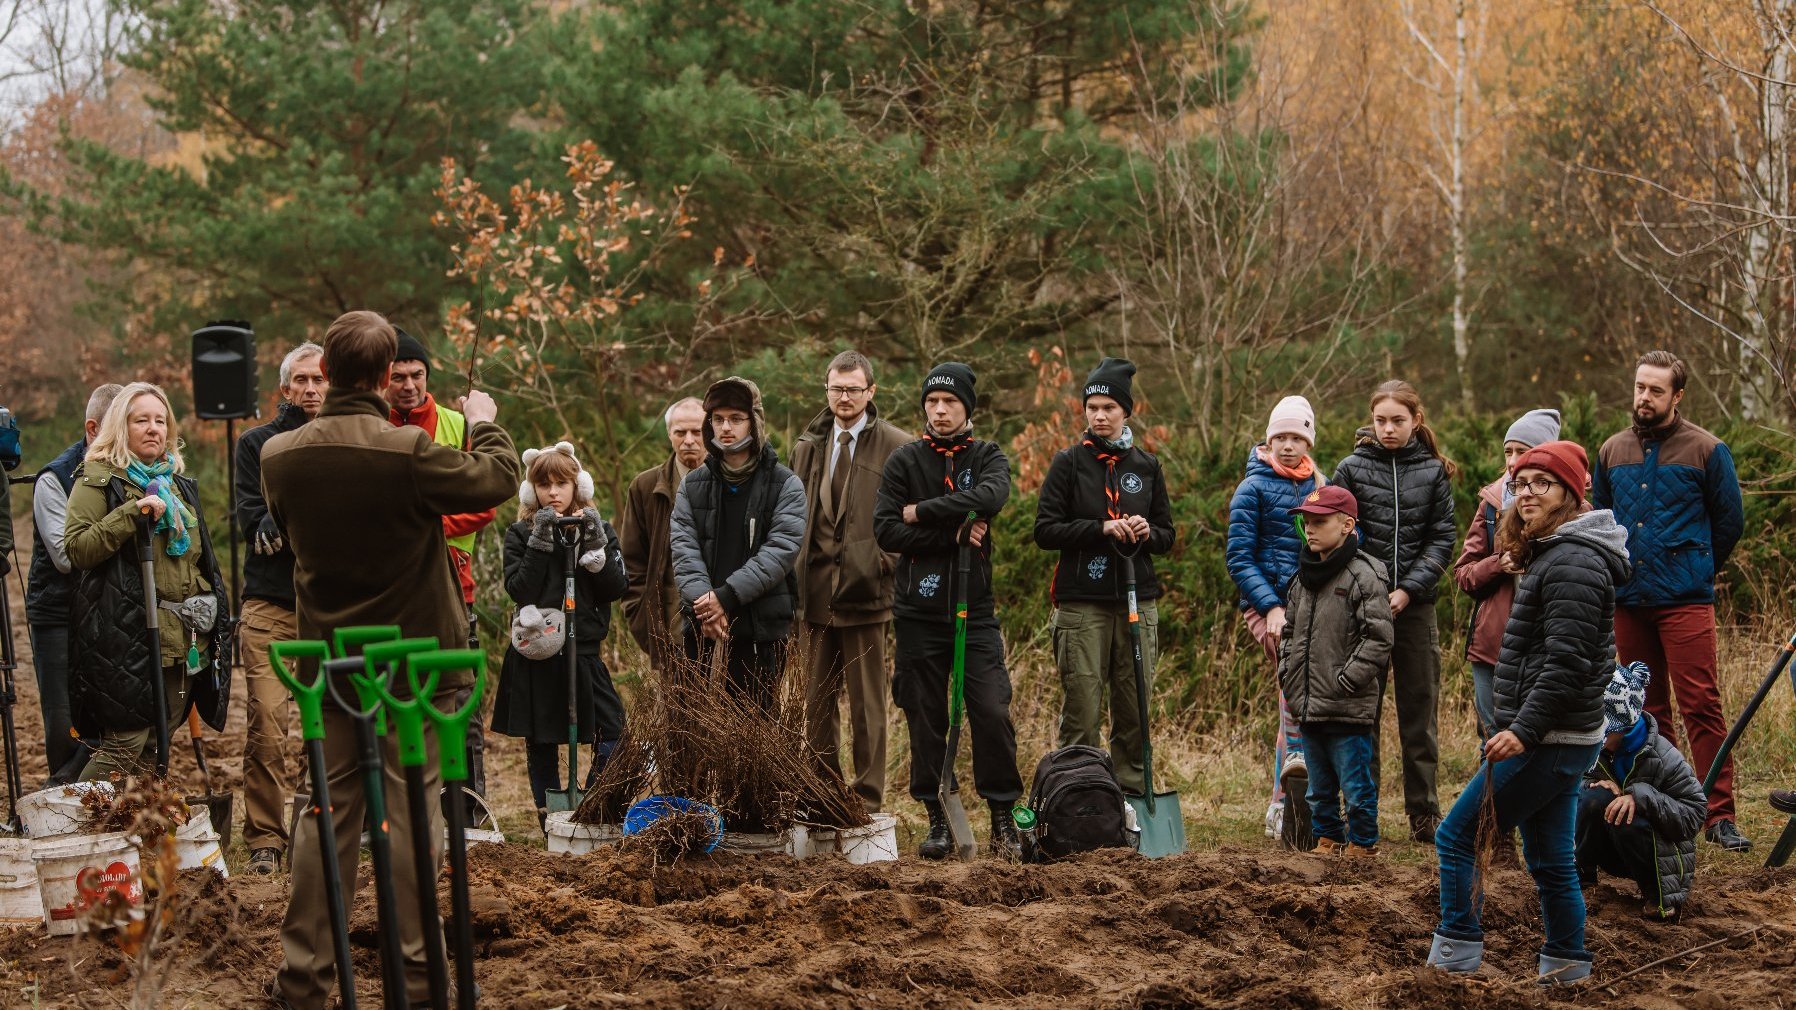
[393, 327, 433, 375]
[921, 362, 977, 416]
[1083, 357, 1136, 416]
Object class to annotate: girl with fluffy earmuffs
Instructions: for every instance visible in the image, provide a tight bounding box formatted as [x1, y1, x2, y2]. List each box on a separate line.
[490, 442, 628, 831]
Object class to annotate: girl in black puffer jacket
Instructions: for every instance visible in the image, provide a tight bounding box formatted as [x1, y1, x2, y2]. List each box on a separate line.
[1330, 380, 1458, 843]
[1428, 441, 1632, 986]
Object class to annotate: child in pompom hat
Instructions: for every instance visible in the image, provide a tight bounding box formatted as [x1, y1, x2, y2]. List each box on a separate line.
[1576, 662, 1706, 923]
[491, 442, 629, 831]
[1225, 394, 1324, 844]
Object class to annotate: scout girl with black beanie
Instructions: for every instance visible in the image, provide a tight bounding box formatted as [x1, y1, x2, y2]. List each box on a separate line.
[875, 362, 1025, 859]
[1330, 379, 1459, 844]
[1033, 357, 1175, 796]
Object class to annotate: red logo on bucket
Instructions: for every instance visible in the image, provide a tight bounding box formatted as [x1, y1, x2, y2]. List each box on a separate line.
[51, 861, 141, 921]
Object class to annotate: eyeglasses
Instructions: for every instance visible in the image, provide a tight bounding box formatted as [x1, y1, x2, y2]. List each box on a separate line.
[825, 386, 870, 399]
[1504, 476, 1562, 496]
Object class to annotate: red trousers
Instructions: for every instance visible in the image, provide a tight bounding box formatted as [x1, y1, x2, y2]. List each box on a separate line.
[1613, 604, 1734, 825]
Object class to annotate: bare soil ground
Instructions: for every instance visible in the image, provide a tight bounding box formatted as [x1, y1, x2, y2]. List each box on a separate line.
[3, 840, 1793, 1009]
[4, 520, 1795, 1009]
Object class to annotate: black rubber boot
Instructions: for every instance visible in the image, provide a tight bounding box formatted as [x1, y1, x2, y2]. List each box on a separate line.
[919, 800, 952, 860]
[989, 803, 1022, 861]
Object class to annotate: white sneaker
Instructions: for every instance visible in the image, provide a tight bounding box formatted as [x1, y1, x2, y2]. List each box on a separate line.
[1264, 800, 1284, 839]
[1279, 751, 1309, 796]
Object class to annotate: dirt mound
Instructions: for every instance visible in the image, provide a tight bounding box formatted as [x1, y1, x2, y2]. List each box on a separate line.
[1, 834, 1793, 1007]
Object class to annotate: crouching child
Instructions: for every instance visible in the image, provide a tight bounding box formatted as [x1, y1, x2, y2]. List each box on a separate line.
[1576, 661, 1706, 922]
[1278, 485, 1394, 856]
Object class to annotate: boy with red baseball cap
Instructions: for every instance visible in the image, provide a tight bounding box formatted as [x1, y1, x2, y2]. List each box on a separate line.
[1278, 484, 1395, 855]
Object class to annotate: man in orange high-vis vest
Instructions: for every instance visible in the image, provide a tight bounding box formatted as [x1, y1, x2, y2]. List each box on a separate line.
[387, 328, 496, 808]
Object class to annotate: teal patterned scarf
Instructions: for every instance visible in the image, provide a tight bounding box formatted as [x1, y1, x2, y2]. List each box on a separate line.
[125, 457, 194, 557]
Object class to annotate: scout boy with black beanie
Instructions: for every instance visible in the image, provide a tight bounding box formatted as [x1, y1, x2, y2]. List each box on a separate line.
[1033, 357, 1175, 794]
[875, 362, 1025, 859]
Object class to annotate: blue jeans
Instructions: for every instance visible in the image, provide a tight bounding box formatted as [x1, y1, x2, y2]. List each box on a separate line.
[1470, 662, 1496, 740]
[1301, 729, 1379, 848]
[1436, 742, 1601, 960]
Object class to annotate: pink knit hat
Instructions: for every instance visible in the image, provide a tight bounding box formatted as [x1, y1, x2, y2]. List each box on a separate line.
[1266, 395, 1316, 445]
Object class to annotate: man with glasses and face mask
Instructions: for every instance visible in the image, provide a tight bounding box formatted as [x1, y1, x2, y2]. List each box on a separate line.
[622, 396, 708, 674]
[1592, 350, 1749, 852]
[791, 351, 909, 813]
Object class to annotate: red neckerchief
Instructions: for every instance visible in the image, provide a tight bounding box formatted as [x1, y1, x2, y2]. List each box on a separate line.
[925, 430, 973, 491]
[1081, 433, 1124, 520]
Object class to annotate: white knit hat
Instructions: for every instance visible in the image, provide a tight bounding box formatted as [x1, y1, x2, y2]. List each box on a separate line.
[1266, 395, 1316, 445]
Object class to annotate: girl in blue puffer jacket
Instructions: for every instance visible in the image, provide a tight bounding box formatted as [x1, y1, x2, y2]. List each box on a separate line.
[1226, 395, 1324, 843]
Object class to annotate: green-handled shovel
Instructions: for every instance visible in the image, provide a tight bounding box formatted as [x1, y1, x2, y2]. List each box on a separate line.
[1122, 550, 1185, 857]
[409, 650, 487, 1010]
[269, 640, 357, 1010]
[545, 517, 587, 813]
[936, 513, 978, 861]
[364, 639, 451, 1010]
[323, 625, 410, 1007]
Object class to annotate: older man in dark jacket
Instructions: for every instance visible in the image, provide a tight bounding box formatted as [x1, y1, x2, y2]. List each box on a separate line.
[621, 396, 706, 673]
[669, 376, 805, 709]
[262, 311, 520, 1010]
[792, 351, 909, 812]
[233, 341, 326, 876]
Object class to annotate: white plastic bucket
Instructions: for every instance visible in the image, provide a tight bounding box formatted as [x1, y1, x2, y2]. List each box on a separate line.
[544, 812, 622, 855]
[796, 814, 898, 864]
[464, 827, 507, 849]
[0, 838, 40, 927]
[33, 832, 142, 936]
[174, 808, 228, 878]
[19, 783, 112, 839]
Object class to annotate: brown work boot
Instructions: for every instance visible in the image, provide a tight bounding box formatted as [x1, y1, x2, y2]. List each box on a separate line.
[1345, 842, 1380, 858]
[1311, 836, 1346, 856]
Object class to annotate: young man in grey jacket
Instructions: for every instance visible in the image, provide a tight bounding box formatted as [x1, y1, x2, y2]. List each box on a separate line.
[669, 376, 806, 709]
[1279, 485, 1395, 856]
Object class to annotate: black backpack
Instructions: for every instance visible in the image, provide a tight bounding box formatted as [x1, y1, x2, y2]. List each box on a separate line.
[1023, 745, 1131, 862]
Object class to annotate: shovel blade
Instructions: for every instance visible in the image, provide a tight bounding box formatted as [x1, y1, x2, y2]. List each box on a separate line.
[939, 787, 977, 861]
[545, 787, 583, 815]
[1127, 790, 1186, 858]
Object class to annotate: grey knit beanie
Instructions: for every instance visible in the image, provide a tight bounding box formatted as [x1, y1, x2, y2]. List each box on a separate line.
[1504, 408, 1561, 449]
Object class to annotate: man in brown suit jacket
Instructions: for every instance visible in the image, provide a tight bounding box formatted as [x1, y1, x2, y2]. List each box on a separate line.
[262, 311, 520, 1010]
[792, 350, 910, 811]
[620, 396, 706, 673]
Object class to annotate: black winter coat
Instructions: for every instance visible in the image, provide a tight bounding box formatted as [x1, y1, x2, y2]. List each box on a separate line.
[493, 517, 628, 744]
[1330, 432, 1458, 603]
[1581, 713, 1705, 910]
[69, 472, 232, 736]
[501, 518, 627, 653]
[235, 402, 308, 609]
[1493, 510, 1633, 748]
[1033, 439, 1175, 606]
[875, 437, 1010, 622]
